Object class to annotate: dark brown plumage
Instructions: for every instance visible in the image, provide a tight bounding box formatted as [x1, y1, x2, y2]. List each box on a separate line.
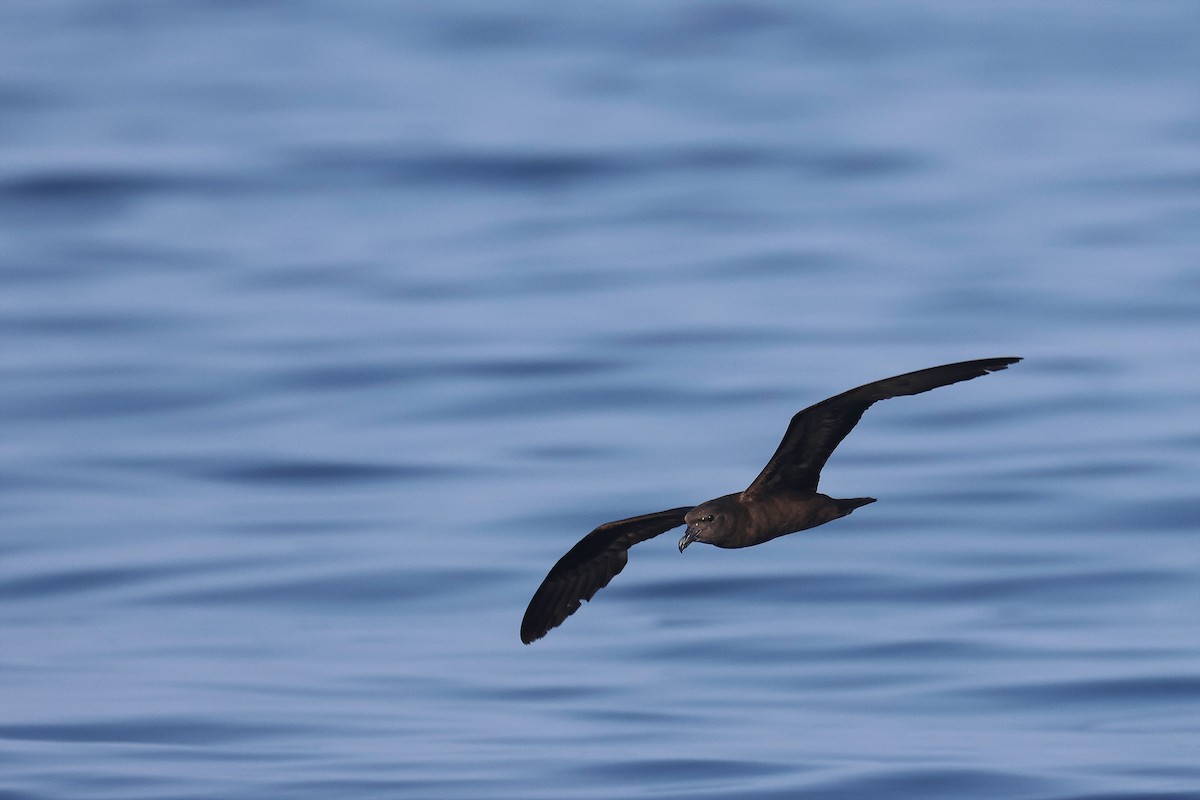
[520, 357, 1021, 644]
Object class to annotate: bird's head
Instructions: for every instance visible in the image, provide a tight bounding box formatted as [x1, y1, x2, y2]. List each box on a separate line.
[679, 498, 737, 551]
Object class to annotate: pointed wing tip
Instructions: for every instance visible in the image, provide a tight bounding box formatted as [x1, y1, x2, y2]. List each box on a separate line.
[964, 356, 1022, 376]
[520, 617, 536, 644]
[520, 593, 568, 645]
[520, 602, 561, 644]
[520, 609, 552, 644]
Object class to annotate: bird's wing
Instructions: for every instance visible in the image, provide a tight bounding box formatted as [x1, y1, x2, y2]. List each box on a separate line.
[743, 357, 1021, 498]
[520, 506, 692, 644]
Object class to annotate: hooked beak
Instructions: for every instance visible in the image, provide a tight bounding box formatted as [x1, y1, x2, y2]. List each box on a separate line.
[678, 526, 699, 553]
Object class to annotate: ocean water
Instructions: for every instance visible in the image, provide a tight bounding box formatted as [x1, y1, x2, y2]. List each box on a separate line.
[1, 2, 1198, 798]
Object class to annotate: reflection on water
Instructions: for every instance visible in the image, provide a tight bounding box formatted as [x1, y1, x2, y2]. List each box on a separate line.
[2, 2, 1198, 798]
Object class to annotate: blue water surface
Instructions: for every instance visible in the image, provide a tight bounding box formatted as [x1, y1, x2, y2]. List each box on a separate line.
[2, 2, 1198, 799]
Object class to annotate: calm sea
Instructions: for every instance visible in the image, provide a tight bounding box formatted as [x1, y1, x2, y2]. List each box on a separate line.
[2, 2, 1197, 798]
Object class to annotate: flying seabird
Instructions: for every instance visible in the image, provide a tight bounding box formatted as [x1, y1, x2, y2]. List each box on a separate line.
[520, 357, 1021, 644]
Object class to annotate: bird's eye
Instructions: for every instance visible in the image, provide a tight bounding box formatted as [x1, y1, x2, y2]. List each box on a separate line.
[703, 514, 714, 522]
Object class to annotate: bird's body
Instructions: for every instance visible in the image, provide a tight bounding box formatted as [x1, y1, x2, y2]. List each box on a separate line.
[521, 357, 1021, 644]
[680, 491, 873, 550]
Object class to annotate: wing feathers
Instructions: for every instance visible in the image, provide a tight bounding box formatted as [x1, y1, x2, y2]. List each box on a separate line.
[520, 507, 691, 644]
[744, 357, 1020, 496]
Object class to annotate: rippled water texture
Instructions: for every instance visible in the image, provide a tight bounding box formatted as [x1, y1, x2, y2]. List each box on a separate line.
[2, 2, 1198, 798]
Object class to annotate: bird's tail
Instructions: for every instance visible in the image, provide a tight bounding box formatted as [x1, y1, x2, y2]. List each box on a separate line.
[836, 497, 876, 515]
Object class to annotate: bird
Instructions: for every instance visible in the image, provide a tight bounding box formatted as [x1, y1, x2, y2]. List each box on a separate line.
[520, 357, 1021, 644]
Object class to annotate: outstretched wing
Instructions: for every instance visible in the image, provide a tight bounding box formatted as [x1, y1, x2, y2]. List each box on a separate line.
[520, 506, 692, 644]
[743, 357, 1021, 498]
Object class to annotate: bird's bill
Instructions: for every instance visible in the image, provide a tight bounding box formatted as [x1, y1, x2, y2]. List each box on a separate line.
[678, 526, 699, 552]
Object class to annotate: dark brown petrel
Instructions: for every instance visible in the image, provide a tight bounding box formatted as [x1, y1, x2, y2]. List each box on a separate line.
[520, 357, 1021, 643]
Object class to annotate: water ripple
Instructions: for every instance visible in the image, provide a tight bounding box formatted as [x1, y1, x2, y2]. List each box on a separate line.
[1, 2, 1196, 798]
[0, 716, 296, 746]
